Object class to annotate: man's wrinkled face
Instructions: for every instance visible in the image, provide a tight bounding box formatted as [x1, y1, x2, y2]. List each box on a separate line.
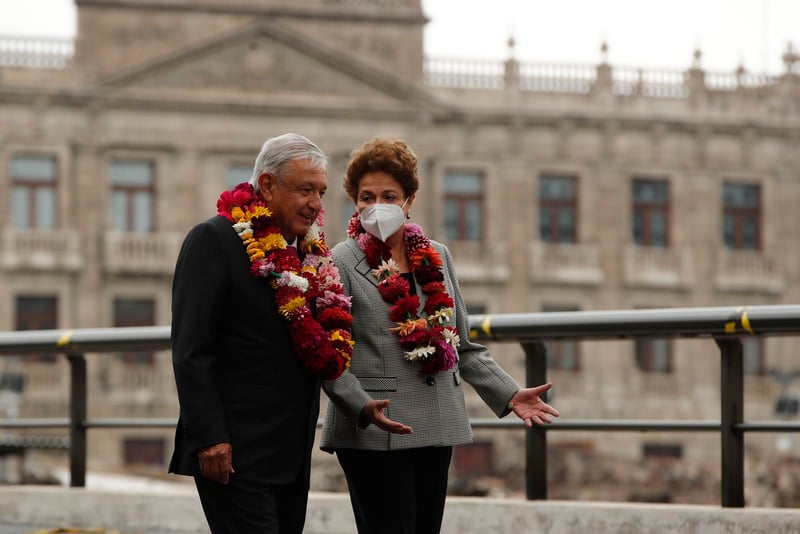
[258, 159, 327, 243]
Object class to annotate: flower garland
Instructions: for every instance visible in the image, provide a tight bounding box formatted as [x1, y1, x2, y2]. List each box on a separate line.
[347, 213, 460, 375]
[217, 183, 353, 380]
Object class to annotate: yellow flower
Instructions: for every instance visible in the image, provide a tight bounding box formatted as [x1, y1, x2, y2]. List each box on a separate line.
[246, 241, 265, 261]
[248, 205, 272, 220]
[231, 206, 245, 222]
[258, 232, 285, 252]
[331, 330, 355, 347]
[301, 265, 317, 275]
[279, 296, 306, 316]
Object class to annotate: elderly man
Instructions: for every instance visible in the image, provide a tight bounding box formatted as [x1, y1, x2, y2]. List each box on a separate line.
[169, 133, 352, 533]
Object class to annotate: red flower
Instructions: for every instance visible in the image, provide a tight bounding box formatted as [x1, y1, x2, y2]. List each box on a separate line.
[409, 246, 443, 268]
[424, 292, 454, 316]
[377, 275, 410, 302]
[421, 281, 446, 295]
[363, 239, 389, 268]
[390, 294, 420, 323]
[216, 184, 257, 218]
[317, 307, 353, 330]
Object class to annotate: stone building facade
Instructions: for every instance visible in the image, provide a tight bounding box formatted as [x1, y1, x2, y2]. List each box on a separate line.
[1, 0, 799, 502]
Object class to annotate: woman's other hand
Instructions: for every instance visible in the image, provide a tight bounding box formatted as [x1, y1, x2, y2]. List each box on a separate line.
[510, 383, 560, 427]
[361, 399, 413, 434]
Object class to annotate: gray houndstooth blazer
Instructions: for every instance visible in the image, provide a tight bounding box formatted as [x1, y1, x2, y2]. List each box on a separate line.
[320, 237, 521, 452]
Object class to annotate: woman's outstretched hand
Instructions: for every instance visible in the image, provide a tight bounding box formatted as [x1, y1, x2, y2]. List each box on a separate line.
[510, 383, 560, 427]
[362, 399, 413, 434]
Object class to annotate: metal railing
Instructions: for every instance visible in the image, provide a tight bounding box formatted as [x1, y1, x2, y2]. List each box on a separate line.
[0, 304, 799, 506]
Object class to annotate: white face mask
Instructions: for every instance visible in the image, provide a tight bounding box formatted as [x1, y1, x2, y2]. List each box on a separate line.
[359, 200, 407, 242]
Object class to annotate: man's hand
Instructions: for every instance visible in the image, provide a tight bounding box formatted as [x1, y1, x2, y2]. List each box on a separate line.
[198, 442, 234, 484]
[362, 399, 413, 434]
[510, 383, 560, 427]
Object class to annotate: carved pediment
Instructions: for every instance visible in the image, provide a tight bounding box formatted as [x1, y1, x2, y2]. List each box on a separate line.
[93, 20, 438, 108]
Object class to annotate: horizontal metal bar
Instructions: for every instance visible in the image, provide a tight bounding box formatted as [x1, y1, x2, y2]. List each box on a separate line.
[0, 326, 171, 355]
[83, 418, 177, 428]
[0, 418, 70, 428]
[735, 422, 800, 432]
[470, 418, 722, 431]
[2, 305, 799, 355]
[468, 305, 800, 342]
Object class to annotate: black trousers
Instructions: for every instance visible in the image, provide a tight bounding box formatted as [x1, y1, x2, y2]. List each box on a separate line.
[194, 474, 309, 534]
[336, 446, 453, 534]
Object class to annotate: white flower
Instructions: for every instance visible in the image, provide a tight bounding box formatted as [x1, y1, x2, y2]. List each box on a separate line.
[278, 271, 309, 291]
[371, 259, 400, 280]
[233, 221, 252, 237]
[304, 223, 321, 242]
[429, 308, 453, 325]
[404, 345, 435, 362]
[443, 327, 461, 348]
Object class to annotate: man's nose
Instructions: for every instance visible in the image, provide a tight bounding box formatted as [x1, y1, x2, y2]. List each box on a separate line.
[309, 190, 323, 209]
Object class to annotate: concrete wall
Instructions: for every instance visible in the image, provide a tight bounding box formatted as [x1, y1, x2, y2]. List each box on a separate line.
[2, 486, 800, 534]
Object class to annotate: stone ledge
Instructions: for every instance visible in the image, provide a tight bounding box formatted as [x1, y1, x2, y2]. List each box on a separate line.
[2, 486, 800, 534]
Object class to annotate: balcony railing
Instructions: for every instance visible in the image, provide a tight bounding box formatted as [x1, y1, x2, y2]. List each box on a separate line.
[0, 36, 73, 69]
[102, 230, 184, 275]
[0, 227, 83, 272]
[529, 242, 604, 286]
[1, 305, 799, 507]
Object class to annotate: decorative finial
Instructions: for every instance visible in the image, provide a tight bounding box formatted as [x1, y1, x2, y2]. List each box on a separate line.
[692, 48, 702, 69]
[600, 41, 609, 64]
[507, 35, 516, 58]
[782, 42, 798, 73]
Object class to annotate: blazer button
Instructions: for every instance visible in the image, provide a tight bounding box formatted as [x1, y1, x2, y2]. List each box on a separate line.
[425, 376, 436, 386]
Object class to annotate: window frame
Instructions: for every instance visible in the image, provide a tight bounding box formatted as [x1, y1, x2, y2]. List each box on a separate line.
[632, 177, 670, 247]
[443, 169, 485, 242]
[10, 154, 58, 229]
[539, 173, 578, 244]
[15, 295, 59, 363]
[109, 159, 156, 233]
[722, 181, 761, 251]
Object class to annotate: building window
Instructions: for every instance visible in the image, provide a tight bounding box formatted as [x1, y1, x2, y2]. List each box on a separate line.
[444, 170, 483, 241]
[109, 160, 155, 232]
[539, 174, 577, 243]
[542, 305, 580, 371]
[114, 298, 155, 365]
[634, 338, 672, 373]
[11, 155, 57, 229]
[723, 182, 760, 250]
[15, 295, 58, 363]
[226, 164, 252, 191]
[123, 437, 165, 468]
[632, 178, 670, 247]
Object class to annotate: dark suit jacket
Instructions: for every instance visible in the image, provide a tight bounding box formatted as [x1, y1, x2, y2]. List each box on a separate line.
[169, 214, 320, 487]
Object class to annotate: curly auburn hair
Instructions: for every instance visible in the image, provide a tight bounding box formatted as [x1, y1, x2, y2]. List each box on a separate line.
[343, 138, 420, 201]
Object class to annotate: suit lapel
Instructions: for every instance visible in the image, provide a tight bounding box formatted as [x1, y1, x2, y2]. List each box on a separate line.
[354, 254, 380, 289]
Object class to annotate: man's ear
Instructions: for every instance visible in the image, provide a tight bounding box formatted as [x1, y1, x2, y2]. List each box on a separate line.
[258, 172, 276, 201]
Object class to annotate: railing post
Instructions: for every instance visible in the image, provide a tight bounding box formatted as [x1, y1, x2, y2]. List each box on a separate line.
[521, 341, 547, 500]
[67, 353, 87, 487]
[715, 337, 744, 507]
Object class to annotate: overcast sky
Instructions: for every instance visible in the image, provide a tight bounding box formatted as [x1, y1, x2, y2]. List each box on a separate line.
[0, 0, 797, 74]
